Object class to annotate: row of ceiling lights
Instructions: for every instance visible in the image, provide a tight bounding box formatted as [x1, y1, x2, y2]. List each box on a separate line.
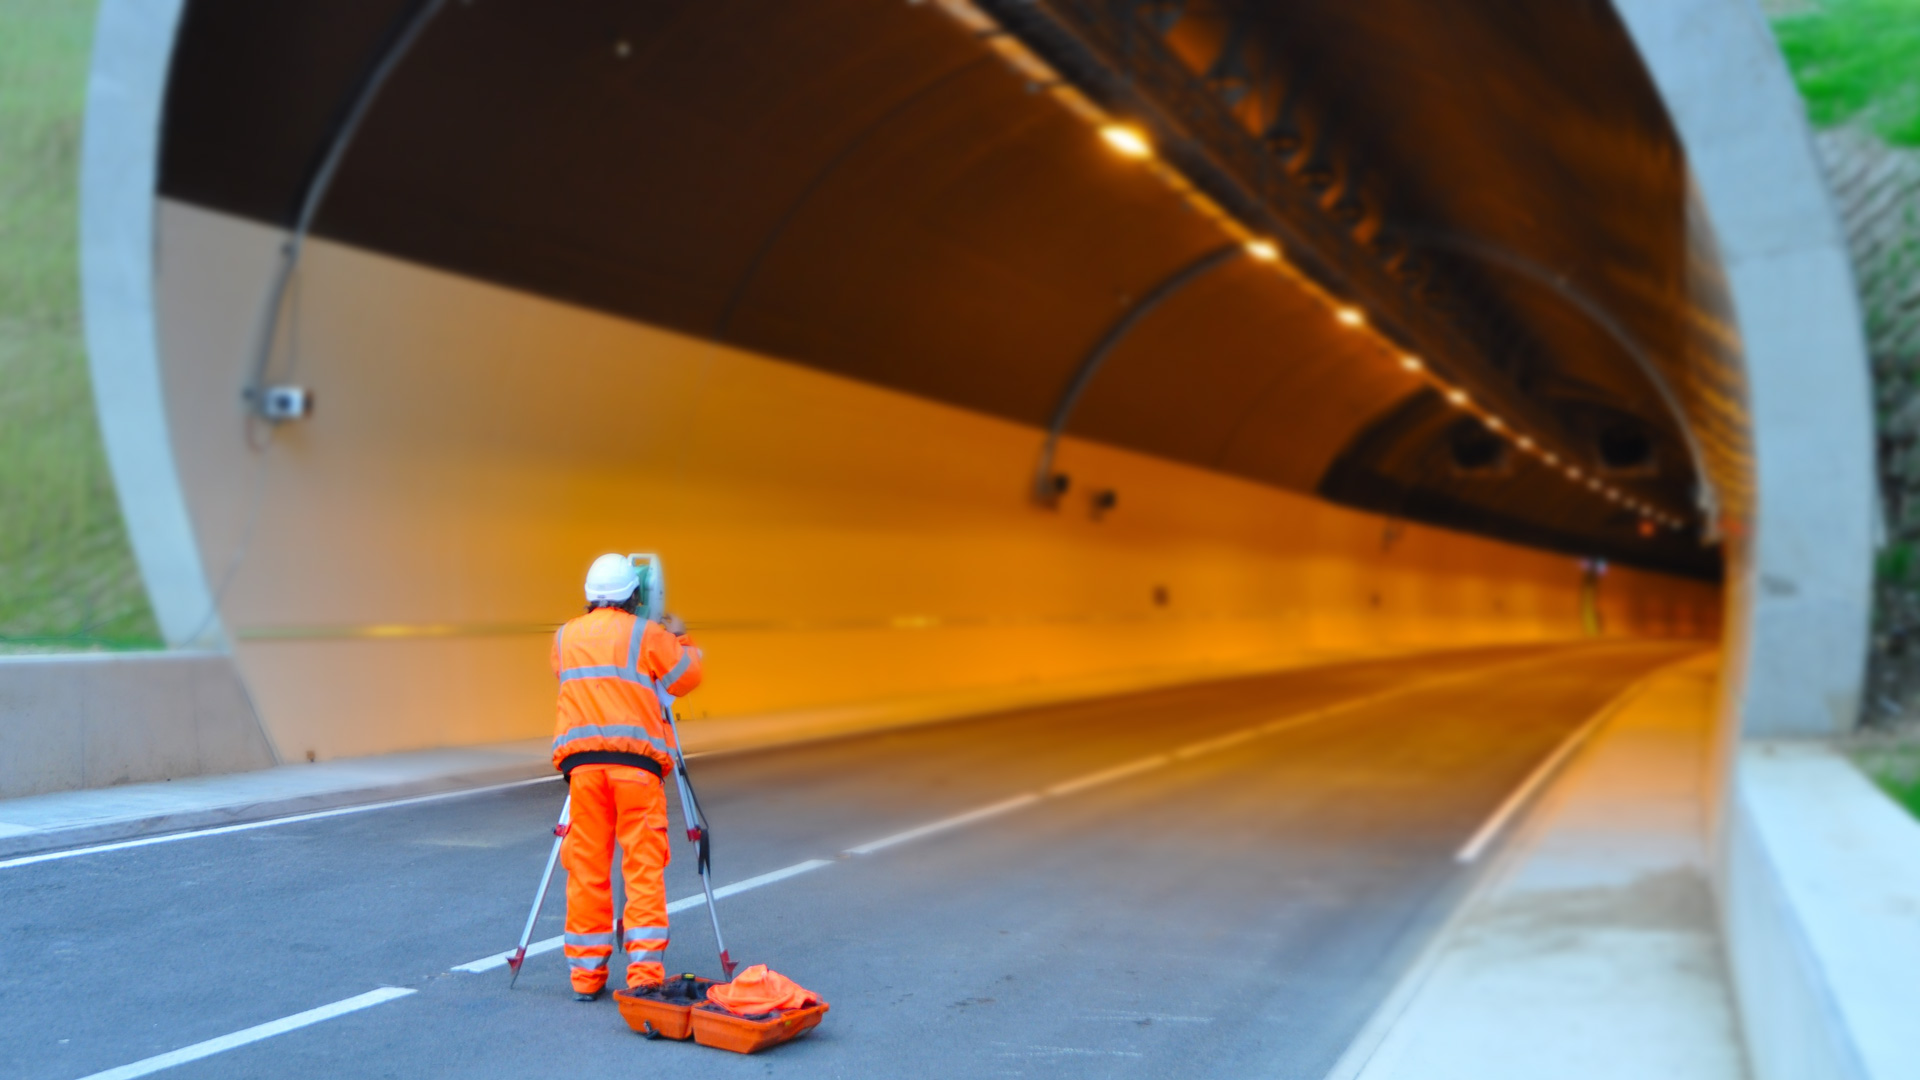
[1094, 122, 1686, 534]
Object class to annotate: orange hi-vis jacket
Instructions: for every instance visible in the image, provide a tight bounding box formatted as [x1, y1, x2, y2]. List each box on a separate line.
[550, 608, 703, 777]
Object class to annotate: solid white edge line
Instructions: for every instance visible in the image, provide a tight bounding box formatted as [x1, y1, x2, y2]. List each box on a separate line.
[843, 794, 1044, 856]
[1450, 684, 1645, 864]
[0, 775, 561, 871]
[1321, 658, 1693, 1080]
[75, 987, 416, 1080]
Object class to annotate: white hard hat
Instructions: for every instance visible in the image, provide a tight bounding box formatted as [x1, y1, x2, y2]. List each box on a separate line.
[584, 553, 639, 602]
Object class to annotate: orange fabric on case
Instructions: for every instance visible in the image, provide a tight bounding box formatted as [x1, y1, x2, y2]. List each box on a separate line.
[705, 965, 820, 1015]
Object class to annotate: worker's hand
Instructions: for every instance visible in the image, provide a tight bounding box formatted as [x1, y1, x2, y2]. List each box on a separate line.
[660, 613, 687, 636]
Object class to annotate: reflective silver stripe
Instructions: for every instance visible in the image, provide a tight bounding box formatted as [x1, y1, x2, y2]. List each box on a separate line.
[551, 725, 670, 753]
[565, 931, 617, 947]
[625, 949, 665, 964]
[567, 953, 610, 970]
[558, 665, 645, 683]
[626, 616, 647, 676]
[624, 926, 670, 943]
[661, 649, 693, 690]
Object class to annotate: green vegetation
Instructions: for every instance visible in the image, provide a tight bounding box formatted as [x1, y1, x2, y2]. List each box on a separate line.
[1853, 740, 1920, 817]
[0, 0, 160, 650]
[1775, 0, 1920, 147]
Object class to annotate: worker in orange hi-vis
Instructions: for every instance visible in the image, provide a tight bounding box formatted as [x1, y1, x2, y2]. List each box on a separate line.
[551, 554, 704, 1001]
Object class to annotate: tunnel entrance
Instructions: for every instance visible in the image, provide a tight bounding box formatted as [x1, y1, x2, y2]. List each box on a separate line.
[160, 0, 1726, 580]
[129, 0, 1725, 763]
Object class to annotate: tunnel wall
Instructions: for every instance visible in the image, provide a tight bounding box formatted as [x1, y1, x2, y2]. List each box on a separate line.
[143, 200, 1717, 763]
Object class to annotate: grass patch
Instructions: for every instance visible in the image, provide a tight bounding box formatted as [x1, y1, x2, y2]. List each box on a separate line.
[1775, 0, 1920, 147]
[1852, 736, 1920, 818]
[0, 0, 160, 651]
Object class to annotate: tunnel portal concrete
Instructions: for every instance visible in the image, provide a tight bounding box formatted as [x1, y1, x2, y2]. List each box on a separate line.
[76, 2, 1863, 754]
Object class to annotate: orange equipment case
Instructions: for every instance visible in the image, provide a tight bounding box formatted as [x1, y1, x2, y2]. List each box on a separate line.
[689, 1000, 830, 1054]
[613, 975, 718, 1040]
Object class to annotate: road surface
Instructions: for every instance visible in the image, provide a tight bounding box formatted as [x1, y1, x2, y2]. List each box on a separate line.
[0, 640, 1696, 1079]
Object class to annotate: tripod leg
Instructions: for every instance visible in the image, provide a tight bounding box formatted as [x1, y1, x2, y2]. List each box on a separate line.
[662, 701, 736, 979]
[611, 842, 626, 985]
[508, 794, 571, 988]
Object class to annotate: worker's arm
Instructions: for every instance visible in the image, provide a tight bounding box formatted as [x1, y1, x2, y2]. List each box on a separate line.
[642, 619, 704, 698]
[549, 623, 564, 680]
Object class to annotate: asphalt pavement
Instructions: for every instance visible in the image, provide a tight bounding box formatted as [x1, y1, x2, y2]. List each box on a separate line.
[0, 640, 1696, 1080]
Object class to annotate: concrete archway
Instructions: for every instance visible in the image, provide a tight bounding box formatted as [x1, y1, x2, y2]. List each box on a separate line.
[78, 0, 1861, 759]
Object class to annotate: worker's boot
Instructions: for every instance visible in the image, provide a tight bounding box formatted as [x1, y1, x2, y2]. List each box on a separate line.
[573, 988, 603, 1002]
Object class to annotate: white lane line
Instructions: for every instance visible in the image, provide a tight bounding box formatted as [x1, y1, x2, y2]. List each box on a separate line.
[453, 938, 560, 974]
[1451, 682, 1646, 864]
[1171, 729, 1260, 759]
[843, 794, 1043, 856]
[73, 987, 415, 1080]
[711, 858, 834, 900]
[1042, 754, 1170, 796]
[456, 650, 1592, 975]
[0, 776, 561, 871]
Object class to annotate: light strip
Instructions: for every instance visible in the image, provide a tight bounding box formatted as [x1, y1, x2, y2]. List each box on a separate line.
[925, 0, 1689, 531]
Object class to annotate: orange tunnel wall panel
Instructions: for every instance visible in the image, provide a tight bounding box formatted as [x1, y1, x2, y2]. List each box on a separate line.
[156, 202, 1718, 761]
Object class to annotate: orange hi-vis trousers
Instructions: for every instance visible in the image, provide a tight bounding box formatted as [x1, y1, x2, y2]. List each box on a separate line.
[562, 764, 671, 992]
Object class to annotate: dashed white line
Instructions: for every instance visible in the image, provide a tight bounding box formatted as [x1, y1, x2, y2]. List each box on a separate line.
[843, 794, 1043, 856]
[71, 987, 415, 1080]
[711, 858, 834, 899]
[1043, 754, 1170, 796]
[1172, 728, 1260, 759]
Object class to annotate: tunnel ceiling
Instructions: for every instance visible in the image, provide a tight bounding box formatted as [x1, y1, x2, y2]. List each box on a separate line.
[157, 0, 1722, 579]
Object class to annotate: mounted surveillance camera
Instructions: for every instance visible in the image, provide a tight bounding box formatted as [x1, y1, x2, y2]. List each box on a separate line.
[259, 385, 313, 422]
[1032, 471, 1071, 508]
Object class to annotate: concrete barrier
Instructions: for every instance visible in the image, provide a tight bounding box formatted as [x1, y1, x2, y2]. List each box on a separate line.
[1723, 743, 1920, 1080]
[0, 653, 274, 799]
